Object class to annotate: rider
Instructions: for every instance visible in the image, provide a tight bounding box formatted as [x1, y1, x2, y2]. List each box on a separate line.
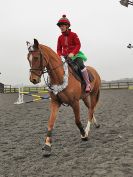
[56, 15, 91, 93]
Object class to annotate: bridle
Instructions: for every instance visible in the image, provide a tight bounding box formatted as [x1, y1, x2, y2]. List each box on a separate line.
[29, 52, 46, 77]
[28, 50, 66, 77]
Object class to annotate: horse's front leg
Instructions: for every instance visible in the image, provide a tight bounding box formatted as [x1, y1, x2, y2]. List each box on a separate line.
[42, 100, 60, 157]
[72, 101, 88, 141]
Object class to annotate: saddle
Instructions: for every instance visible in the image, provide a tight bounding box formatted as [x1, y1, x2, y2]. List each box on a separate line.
[65, 58, 94, 83]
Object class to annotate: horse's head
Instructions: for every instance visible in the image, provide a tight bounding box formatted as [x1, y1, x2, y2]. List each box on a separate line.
[26, 39, 45, 84]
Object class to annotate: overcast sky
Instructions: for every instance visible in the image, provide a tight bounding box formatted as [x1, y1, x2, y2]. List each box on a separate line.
[0, 0, 133, 86]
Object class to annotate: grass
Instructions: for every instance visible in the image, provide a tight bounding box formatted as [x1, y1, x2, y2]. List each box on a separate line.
[128, 86, 133, 90]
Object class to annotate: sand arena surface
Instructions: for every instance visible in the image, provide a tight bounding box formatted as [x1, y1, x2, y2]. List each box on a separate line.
[0, 89, 133, 177]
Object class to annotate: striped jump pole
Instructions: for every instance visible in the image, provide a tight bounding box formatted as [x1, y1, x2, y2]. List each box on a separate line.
[14, 88, 50, 104]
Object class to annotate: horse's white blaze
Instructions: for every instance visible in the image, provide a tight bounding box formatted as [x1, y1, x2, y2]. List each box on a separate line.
[85, 121, 91, 136]
[29, 54, 33, 63]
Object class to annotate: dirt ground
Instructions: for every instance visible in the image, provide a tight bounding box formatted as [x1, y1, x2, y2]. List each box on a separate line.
[0, 89, 133, 177]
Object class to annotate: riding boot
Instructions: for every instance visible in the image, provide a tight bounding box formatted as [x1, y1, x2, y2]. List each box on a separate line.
[81, 67, 91, 93]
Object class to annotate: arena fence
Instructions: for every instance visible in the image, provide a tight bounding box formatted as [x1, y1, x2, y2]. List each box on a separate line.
[101, 82, 133, 89]
[3, 85, 47, 93]
[3, 81, 133, 93]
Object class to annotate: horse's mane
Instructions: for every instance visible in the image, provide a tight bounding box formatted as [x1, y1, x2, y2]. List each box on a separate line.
[39, 44, 61, 63]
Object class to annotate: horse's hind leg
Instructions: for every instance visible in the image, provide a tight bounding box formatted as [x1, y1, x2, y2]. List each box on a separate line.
[42, 100, 61, 157]
[71, 101, 88, 140]
[92, 89, 100, 128]
[92, 114, 100, 128]
[82, 91, 100, 137]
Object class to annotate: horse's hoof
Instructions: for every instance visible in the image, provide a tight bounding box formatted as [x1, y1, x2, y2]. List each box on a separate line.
[95, 124, 100, 128]
[81, 135, 88, 141]
[42, 144, 51, 157]
[81, 137, 88, 141]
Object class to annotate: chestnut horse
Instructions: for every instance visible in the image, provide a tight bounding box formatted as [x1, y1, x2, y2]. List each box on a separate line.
[26, 39, 101, 157]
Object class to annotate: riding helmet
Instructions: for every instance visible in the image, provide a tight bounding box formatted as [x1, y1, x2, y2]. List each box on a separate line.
[57, 15, 71, 27]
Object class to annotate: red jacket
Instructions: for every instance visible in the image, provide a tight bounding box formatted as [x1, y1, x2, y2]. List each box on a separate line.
[57, 29, 81, 57]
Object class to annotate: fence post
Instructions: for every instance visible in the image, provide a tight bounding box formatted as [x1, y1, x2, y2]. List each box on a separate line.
[10, 85, 11, 93]
[118, 82, 119, 88]
[127, 82, 129, 89]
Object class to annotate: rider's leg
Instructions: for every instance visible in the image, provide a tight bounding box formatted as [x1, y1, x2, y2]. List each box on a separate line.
[74, 58, 91, 93]
[81, 67, 91, 92]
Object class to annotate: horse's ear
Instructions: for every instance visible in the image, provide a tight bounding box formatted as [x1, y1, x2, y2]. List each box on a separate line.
[34, 39, 39, 49]
[26, 41, 30, 46]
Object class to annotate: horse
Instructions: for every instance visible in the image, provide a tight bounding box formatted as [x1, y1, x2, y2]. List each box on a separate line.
[26, 39, 101, 157]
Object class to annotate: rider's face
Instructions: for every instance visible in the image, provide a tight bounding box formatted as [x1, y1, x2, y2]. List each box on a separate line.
[59, 25, 68, 32]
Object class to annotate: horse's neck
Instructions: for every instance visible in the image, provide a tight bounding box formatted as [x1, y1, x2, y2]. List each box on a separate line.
[48, 59, 64, 85]
[42, 46, 64, 85]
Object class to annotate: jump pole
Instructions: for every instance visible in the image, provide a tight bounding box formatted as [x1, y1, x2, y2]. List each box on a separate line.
[14, 87, 50, 104]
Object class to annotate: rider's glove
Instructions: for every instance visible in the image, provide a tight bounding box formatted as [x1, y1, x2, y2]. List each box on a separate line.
[68, 53, 74, 58]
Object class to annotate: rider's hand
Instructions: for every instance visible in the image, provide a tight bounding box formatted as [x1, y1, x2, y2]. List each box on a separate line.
[68, 53, 74, 58]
